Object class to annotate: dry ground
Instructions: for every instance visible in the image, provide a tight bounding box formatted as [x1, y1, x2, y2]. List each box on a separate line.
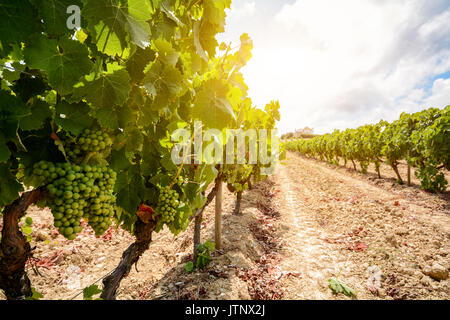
[0, 151, 448, 300]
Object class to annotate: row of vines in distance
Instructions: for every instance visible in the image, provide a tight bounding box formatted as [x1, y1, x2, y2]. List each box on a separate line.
[0, 0, 280, 300]
[284, 106, 449, 192]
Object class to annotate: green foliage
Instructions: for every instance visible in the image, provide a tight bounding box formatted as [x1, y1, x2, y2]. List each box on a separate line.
[285, 106, 449, 192]
[184, 239, 216, 273]
[83, 284, 103, 300]
[184, 261, 194, 273]
[196, 239, 215, 270]
[0, 0, 281, 301]
[22, 216, 34, 243]
[25, 288, 44, 300]
[328, 278, 356, 298]
[0, 0, 280, 243]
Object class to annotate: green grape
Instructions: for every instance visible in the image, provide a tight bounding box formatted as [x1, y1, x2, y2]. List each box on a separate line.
[31, 160, 117, 240]
[156, 186, 181, 225]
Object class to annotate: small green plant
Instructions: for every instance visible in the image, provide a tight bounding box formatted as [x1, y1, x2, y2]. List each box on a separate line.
[184, 240, 215, 273]
[26, 288, 44, 300]
[328, 278, 357, 298]
[83, 284, 103, 300]
[21, 217, 33, 243]
[184, 261, 195, 273]
[196, 239, 215, 269]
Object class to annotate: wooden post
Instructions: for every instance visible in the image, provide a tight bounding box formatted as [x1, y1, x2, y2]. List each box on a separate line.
[214, 176, 223, 250]
[407, 151, 411, 186]
[193, 212, 202, 264]
[407, 164, 411, 186]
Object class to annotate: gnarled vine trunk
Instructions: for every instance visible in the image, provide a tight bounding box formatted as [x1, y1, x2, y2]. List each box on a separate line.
[351, 160, 357, 171]
[192, 186, 219, 264]
[0, 188, 46, 300]
[234, 191, 242, 215]
[101, 220, 156, 300]
[391, 163, 403, 184]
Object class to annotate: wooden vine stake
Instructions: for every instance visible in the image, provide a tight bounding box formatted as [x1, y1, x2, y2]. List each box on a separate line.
[214, 175, 223, 250]
[407, 151, 412, 186]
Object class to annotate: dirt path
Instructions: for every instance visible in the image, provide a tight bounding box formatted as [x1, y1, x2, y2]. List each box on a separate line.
[1, 152, 448, 300]
[274, 152, 449, 300]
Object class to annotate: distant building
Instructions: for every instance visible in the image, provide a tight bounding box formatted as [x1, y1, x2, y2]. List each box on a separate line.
[294, 127, 314, 138]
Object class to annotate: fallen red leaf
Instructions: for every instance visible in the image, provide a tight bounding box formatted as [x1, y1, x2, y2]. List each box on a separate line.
[352, 242, 368, 252]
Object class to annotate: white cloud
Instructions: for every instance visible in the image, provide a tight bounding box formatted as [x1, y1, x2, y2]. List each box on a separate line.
[226, 1, 256, 20]
[220, 0, 450, 134]
[424, 78, 450, 108]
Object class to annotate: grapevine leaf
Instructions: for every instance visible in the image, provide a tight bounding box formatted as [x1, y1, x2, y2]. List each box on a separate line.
[19, 99, 52, 131]
[0, 90, 30, 121]
[117, 105, 135, 128]
[161, 1, 184, 27]
[152, 38, 179, 67]
[115, 165, 144, 214]
[83, 285, 102, 300]
[29, 0, 82, 37]
[26, 288, 44, 300]
[192, 79, 235, 129]
[126, 46, 156, 82]
[124, 127, 143, 153]
[141, 142, 160, 177]
[24, 35, 93, 95]
[149, 15, 177, 41]
[1, 62, 25, 83]
[92, 106, 119, 130]
[126, 0, 153, 48]
[143, 60, 184, 110]
[83, 0, 151, 56]
[0, 0, 40, 46]
[55, 101, 94, 135]
[109, 149, 132, 172]
[11, 70, 49, 103]
[136, 100, 159, 127]
[161, 154, 177, 172]
[75, 68, 131, 110]
[149, 173, 171, 187]
[0, 163, 23, 207]
[193, 21, 208, 62]
[19, 127, 65, 171]
[0, 133, 11, 163]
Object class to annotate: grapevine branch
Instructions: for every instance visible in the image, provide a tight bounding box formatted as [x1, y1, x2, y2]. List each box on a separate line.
[100, 219, 157, 300]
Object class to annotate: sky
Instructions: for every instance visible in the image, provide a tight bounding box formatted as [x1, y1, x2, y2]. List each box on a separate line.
[217, 0, 450, 134]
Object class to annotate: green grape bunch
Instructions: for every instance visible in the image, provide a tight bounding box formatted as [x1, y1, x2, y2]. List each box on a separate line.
[223, 164, 252, 193]
[156, 186, 180, 225]
[65, 128, 113, 162]
[32, 160, 117, 239]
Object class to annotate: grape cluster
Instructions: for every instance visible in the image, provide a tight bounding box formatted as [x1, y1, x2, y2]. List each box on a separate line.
[156, 186, 179, 224]
[223, 165, 251, 193]
[65, 129, 112, 162]
[32, 161, 117, 239]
